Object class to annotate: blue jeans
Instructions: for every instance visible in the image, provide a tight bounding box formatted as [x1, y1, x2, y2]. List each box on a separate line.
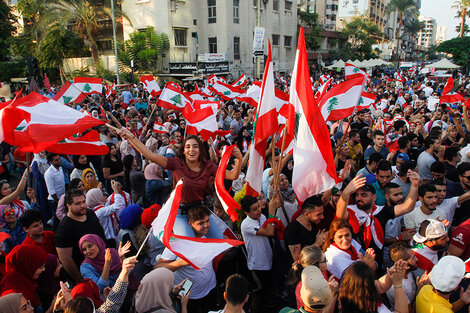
[173, 209, 224, 238]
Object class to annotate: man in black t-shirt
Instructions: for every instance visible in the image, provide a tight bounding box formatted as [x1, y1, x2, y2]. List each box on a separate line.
[284, 195, 327, 263]
[55, 189, 107, 283]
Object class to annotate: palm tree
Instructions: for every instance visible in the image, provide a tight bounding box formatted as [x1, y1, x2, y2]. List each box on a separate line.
[452, 0, 470, 37]
[403, 19, 425, 60]
[386, 0, 419, 61]
[38, 0, 127, 66]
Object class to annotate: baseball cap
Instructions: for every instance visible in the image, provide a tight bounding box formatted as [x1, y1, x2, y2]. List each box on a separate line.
[300, 266, 332, 310]
[358, 183, 376, 195]
[430, 256, 465, 292]
[413, 219, 447, 243]
[397, 153, 410, 161]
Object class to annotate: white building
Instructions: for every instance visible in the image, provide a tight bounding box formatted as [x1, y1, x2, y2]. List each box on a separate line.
[121, 0, 298, 78]
[417, 15, 437, 50]
[436, 25, 447, 45]
[336, 0, 387, 32]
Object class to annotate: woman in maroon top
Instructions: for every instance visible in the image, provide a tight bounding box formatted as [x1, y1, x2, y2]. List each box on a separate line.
[118, 130, 242, 237]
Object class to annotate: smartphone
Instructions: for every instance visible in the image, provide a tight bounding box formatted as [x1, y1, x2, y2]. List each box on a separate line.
[60, 281, 70, 292]
[178, 279, 193, 297]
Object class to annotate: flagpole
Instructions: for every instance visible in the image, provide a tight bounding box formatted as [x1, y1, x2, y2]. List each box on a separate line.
[135, 230, 151, 258]
[274, 125, 289, 194]
[270, 133, 279, 193]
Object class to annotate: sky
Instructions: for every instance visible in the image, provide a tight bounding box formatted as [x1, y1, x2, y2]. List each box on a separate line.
[420, 0, 460, 40]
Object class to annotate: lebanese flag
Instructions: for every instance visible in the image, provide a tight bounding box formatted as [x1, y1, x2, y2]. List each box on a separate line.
[0, 92, 104, 152]
[184, 91, 205, 102]
[45, 130, 109, 155]
[277, 102, 295, 155]
[357, 92, 377, 111]
[314, 78, 332, 101]
[182, 100, 227, 140]
[290, 28, 338, 204]
[396, 93, 407, 107]
[73, 77, 103, 95]
[408, 66, 417, 74]
[324, 239, 363, 279]
[245, 40, 278, 197]
[413, 246, 438, 273]
[151, 179, 243, 270]
[140, 75, 161, 98]
[396, 72, 406, 83]
[318, 76, 366, 121]
[201, 86, 213, 97]
[345, 63, 367, 80]
[207, 74, 218, 85]
[232, 73, 247, 87]
[44, 74, 52, 92]
[215, 145, 241, 222]
[238, 82, 261, 106]
[209, 81, 246, 101]
[319, 75, 329, 84]
[105, 82, 116, 99]
[153, 122, 169, 134]
[157, 82, 191, 111]
[53, 81, 86, 105]
[440, 77, 465, 104]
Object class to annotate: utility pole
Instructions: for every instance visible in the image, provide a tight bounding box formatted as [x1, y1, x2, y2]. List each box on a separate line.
[111, 0, 120, 84]
[255, 0, 261, 79]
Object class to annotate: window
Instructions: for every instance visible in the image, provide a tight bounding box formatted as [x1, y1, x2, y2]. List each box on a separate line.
[174, 28, 187, 47]
[233, 0, 239, 23]
[273, 0, 279, 11]
[209, 37, 217, 53]
[272, 34, 280, 46]
[284, 35, 292, 47]
[234, 37, 240, 60]
[97, 40, 112, 50]
[208, 0, 216, 23]
[285, 0, 292, 11]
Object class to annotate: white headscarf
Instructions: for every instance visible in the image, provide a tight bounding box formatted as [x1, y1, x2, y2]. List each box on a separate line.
[33, 152, 50, 175]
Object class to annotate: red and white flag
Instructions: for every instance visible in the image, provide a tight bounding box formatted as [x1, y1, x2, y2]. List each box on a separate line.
[345, 63, 367, 80]
[182, 100, 228, 140]
[215, 145, 240, 222]
[73, 77, 103, 95]
[153, 122, 169, 134]
[44, 74, 52, 92]
[209, 81, 246, 101]
[232, 73, 247, 87]
[53, 81, 86, 105]
[408, 66, 417, 74]
[413, 246, 438, 273]
[319, 74, 329, 84]
[157, 82, 191, 111]
[290, 28, 338, 204]
[45, 130, 109, 155]
[151, 179, 243, 270]
[396, 93, 407, 107]
[245, 40, 278, 197]
[357, 92, 377, 111]
[314, 78, 332, 102]
[207, 74, 219, 85]
[440, 77, 465, 104]
[105, 82, 116, 99]
[140, 75, 161, 98]
[396, 72, 406, 83]
[0, 92, 104, 152]
[238, 82, 261, 106]
[318, 76, 366, 121]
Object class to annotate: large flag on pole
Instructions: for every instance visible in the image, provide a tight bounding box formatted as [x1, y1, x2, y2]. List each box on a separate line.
[73, 77, 103, 95]
[245, 40, 278, 196]
[157, 82, 191, 111]
[0, 92, 104, 152]
[317, 76, 366, 121]
[440, 76, 465, 104]
[52, 81, 86, 105]
[209, 81, 246, 101]
[290, 28, 338, 204]
[182, 100, 227, 140]
[140, 75, 161, 98]
[345, 63, 367, 80]
[232, 74, 247, 87]
[45, 130, 109, 155]
[151, 179, 243, 270]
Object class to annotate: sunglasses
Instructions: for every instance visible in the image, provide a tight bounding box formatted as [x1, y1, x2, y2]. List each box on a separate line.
[4, 208, 15, 217]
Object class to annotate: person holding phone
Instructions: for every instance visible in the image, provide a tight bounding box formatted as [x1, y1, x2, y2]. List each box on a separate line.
[134, 268, 190, 313]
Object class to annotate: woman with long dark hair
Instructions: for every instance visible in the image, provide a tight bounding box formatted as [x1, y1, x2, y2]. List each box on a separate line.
[102, 143, 124, 194]
[117, 131, 242, 238]
[122, 155, 146, 205]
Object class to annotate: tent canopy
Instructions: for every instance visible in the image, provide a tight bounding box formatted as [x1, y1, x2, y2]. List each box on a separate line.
[425, 58, 460, 69]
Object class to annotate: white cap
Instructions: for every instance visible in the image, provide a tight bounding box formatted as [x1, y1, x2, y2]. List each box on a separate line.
[430, 256, 465, 292]
[413, 219, 447, 243]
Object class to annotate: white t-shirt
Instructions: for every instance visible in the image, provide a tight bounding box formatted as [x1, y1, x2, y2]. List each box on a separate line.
[460, 144, 470, 164]
[423, 86, 433, 98]
[386, 272, 417, 310]
[404, 206, 447, 231]
[240, 215, 273, 271]
[160, 246, 216, 300]
[415, 197, 459, 224]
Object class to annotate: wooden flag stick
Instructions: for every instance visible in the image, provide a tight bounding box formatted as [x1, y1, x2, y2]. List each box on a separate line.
[106, 123, 121, 132]
[270, 133, 278, 192]
[274, 127, 289, 194]
[135, 230, 151, 258]
[338, 117, 353, 149]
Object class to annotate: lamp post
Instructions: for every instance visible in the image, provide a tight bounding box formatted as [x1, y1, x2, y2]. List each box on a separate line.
[111, 0, 120, 84]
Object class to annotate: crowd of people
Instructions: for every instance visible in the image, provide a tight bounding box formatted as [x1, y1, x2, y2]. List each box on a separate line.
[0, 66, 470, 313]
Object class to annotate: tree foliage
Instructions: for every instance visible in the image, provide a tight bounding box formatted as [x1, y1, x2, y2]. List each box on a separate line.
[341, 17, 384, 59]
[117, 26, 169, 74]
[436, 36, 470, 66]
[298, 11, 322, 51]
[0, 1, 16, 61]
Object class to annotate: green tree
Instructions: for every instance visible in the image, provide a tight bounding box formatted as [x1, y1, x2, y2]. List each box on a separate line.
[452, 0, 470, 38]
[341, 17, 384, 59]
[0, 1, 16, 61]
[117, 26, 169, 74]
[403, 19, 425, 60]
[386, 0, 419, 61]
[38, 0, 128, 66]
[298, 11, 322, 51]
[456, 23, 469, 36]
[436, 37, 470, 66]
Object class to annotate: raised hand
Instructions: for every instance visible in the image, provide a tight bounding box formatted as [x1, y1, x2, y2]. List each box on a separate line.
[407, 170, 420, 187]
[343, 175, 367, 196]
[118, 241, 131, 259]
[104, 248, 112, 268]
[416, 271, 430, 290]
